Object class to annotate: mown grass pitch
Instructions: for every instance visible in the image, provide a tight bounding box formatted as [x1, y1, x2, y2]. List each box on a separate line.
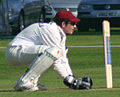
[0, 30, 120, 97]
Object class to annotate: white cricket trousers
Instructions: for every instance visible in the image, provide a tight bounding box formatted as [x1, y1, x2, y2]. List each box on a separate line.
[5, 45, 50, 65]
[6, 45, 73, 79]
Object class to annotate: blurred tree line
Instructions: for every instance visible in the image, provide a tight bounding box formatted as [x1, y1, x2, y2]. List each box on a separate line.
[0, 0, 10, 35]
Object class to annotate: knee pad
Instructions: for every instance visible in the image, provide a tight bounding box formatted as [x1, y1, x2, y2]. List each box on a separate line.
[20, 47, 62, 84]
[45, 47, 62, 61]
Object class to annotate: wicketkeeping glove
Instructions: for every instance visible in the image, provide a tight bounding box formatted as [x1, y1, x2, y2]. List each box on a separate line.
[63, 75, 93, 90]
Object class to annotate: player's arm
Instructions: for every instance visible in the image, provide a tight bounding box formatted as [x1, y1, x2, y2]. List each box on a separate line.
[41, 32, 93, 90]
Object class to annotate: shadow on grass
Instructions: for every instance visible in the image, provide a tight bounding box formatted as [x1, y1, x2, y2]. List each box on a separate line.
[0, 88, 68, 92]
[0, 90, 16, 92]
[0, 87, 120, 92]
[92, 87, 120, 91]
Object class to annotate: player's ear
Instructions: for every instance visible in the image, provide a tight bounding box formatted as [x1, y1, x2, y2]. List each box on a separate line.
[61, 21, 66, 28]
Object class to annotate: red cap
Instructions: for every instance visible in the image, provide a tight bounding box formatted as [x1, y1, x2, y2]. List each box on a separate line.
[54, 10, 80, 23]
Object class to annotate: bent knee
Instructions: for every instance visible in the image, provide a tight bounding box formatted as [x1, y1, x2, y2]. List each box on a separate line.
[45, 47, 62, 60]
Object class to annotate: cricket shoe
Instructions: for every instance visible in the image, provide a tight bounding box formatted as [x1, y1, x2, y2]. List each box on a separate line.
[14, 76, 47, 91]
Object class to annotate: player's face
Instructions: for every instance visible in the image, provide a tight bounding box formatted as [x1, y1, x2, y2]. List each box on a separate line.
[62, 21, 76, 34]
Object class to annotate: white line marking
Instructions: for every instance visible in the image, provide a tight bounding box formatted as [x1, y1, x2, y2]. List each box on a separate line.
[0, 47, 6, 49]
[67, 45, 120, 48]
[0, 45, 120, 49]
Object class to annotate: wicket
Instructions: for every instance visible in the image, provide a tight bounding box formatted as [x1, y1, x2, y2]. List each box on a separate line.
[102, 20, 113, 88]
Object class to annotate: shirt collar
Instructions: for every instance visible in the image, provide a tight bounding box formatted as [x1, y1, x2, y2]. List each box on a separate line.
[54, 22, 66, 37]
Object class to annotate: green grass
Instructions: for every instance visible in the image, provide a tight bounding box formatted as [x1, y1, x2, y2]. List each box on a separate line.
[0, 39, 11, 47]
[0, 30, 120, 97]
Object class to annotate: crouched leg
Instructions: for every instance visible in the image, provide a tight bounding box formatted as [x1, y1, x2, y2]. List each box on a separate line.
[14, 47, 62, 91]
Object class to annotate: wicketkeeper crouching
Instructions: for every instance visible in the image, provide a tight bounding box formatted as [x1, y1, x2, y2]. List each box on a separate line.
[5, 10, 93, 91]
